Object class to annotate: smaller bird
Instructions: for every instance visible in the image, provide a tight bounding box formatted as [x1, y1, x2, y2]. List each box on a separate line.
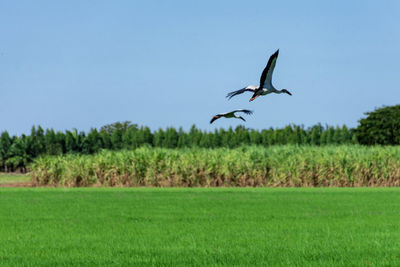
[226, 49, 292, 102]
[210, 109, 253, 124]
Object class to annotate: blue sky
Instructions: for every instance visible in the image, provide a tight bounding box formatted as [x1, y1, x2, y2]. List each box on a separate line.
[1, 0, 399, 135]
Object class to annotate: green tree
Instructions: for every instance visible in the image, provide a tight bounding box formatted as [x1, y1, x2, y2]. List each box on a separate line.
[163, 127, 179, 148]
[7, 134, 29, 172]
[122, 126, 138, 149]
[235, 125, 250, 146]
[153, 129, 165, 147]
[28, 125, 45, 157]
[83, 128, 103, 153]
[100, 121, 137, 135]
[188, 125, 202, 147]
[0, 131, 12, 171]
[177, 127, 189, 148]
[211, 129, 222, 147]
[45, 129, 63, 155]
[110, 128, 123, 150]
[141, 126, 153, 146]
[326, 126, 335, 145]
[355, 105, 400, 145]
[249, 129, 262, 145]
[341, 125, 352, 144]
[310, 124, 322, 145]
[199, 132, 212, 148]
[65, 129, 79, 153]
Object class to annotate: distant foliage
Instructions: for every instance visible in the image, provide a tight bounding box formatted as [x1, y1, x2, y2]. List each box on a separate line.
[0, 122, 356, 172]
[355, 105, 400, 145]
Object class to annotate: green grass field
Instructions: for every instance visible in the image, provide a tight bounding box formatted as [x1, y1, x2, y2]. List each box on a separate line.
[0, 188, 399, 266]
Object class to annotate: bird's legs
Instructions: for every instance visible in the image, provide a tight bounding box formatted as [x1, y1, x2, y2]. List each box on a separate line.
[249, 95, 259, 102]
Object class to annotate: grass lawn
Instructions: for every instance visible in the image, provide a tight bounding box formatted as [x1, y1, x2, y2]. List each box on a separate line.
[0, 188, 399, 266]
[0, 173, 30, 185]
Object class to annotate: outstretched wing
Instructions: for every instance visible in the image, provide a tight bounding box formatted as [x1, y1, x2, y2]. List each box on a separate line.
[233, 109, 253, 115]
[226, 86, 258, 100]
[210, 115, 221, 124]
[259, 49, 279, 89]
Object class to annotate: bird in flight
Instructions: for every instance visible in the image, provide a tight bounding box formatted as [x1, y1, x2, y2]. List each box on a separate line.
[226, 49, 292, 102]
[210, 109, 253, 124]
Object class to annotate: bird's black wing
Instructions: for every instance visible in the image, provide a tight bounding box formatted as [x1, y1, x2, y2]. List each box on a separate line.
[233, 109, 253, 115]
[226, 86, 257, 100]
[259, 49, 279, 89]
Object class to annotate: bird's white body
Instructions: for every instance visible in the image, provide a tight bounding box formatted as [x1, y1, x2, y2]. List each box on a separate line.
[221, 112, 236, 118]
[226, 50, 291, 101]
[245, 85, 280, 96]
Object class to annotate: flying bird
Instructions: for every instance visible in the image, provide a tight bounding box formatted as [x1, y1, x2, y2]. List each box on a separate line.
[226, 50, 292, 102]
[210, 109, 253, 124]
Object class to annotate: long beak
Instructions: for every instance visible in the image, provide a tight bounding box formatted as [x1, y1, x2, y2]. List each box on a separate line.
[249, 95, 259, 102]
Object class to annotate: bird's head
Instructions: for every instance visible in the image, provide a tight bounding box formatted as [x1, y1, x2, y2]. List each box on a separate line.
[281, 89, 292, 96]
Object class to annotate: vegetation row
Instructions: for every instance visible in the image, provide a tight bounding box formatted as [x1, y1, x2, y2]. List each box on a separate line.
[2, 104, 400, 172]
[31, 146, 400, 187]
[1, 122, 355, 172]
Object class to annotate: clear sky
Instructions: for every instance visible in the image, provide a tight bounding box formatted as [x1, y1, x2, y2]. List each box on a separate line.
[1, 0, 399, 135]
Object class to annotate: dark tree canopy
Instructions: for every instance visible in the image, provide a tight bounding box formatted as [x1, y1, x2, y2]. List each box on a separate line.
[100, 121, 137, 135]
[355, 105, 400, 145]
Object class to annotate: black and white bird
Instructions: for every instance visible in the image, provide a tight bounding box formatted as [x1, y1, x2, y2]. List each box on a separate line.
[210, 109, 253, 124]
[226, 50, 292, 102]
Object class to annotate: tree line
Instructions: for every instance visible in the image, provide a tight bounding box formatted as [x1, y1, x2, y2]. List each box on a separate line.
[0, 121, 356, 172]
